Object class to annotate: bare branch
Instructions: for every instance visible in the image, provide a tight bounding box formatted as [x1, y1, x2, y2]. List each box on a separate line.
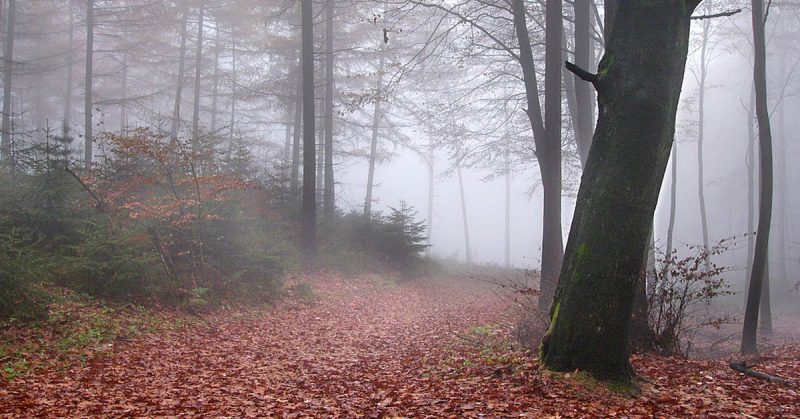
[565, 61, 597, 87]
[691, 8, 742, 20]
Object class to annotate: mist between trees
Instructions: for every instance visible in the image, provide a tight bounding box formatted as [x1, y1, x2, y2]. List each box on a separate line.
[0, 0, 798, 383]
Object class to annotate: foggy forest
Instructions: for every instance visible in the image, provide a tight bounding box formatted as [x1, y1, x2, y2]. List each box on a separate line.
[0, 0, 799, 416]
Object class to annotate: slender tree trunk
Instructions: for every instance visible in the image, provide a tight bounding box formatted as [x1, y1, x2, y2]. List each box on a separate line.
[457, 162, 472, 264]
[541, 0, 698, 380]
[63, 5, 74, 140]
[573, 0, 593, 166]
[316, 103, 324, 208]
[666, 142, 677, 257]
[426, 137, 434, 253]
[301, 0, 316, 258]
[227, 27, 236, 159]
[539, 0, 564, 312]
[291, 65, 302, 198]
[742, 0, 774, 356]
[1, 0, 15, 166]
[282, 110, 292, 183]
[505, 144, 512, 269]
[696, 18, 711, 274]
[171, 7, 189, 138]
[364, 47, 385, 218]
[772, 57, 788, 297]
[746, 85, 755, 285]
[191, 2, 204, 151]
[760, 264, 772, 334]
[210, 21, 220, 133]
[323, 0, 335, 221]
[120, 54, 128, 135]
[84, 0, 94, 170]
[511, 0, 563, 313]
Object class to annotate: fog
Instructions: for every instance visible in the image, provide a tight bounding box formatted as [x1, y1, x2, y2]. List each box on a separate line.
[2, 0, 798, 299]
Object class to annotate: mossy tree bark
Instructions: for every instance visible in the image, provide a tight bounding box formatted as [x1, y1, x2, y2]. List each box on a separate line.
[540, 0, 699, 381]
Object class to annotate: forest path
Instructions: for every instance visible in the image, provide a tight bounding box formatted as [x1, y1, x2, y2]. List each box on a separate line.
[2, 272, 799, 417]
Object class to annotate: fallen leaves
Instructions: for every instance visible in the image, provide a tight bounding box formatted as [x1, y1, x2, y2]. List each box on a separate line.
[0, 273, 798, 417]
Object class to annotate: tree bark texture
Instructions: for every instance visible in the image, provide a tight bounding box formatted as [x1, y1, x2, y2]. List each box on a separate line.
[541, 0, 698, 380]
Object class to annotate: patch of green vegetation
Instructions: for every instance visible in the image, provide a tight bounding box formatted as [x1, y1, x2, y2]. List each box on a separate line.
[468, 324, 495, 338]
[560, 370, 640, 397]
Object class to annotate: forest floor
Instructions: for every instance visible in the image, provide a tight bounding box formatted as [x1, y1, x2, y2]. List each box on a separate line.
[1, 272, 799, 417]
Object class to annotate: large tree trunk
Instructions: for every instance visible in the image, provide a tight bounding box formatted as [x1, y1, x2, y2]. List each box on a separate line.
[1, 0, 15, 166]
[741, 0, 773, 356]
[457, 162, 472, 264]
[301, 0, 317, 258]
[84, 0, 94, 170]
[191, 2, 205, 151]
[323, 0, 335, 221]
[510, 0, 563, 313]
[364, 47, 385, 218]
[170, 7, 189, 139]
[696, 16, 711, 274]
[541, 0, 698, 380]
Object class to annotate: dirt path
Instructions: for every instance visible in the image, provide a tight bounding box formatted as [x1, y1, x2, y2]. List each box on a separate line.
[2, 273, 799, 417]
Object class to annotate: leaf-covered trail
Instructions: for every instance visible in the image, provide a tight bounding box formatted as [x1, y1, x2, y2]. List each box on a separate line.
[2, 274, 799, 417]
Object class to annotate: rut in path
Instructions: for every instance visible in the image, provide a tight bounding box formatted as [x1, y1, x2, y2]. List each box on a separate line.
[0, 275, 515, 417]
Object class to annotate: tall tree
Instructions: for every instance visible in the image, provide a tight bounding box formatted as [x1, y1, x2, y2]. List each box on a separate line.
[301, 0, 316, 258]
[63, 3, 74, 140]
[191, 2, 205, 149]
[510, 0, 563, 313]
[456, 160, 472, 264]
[741, 0, 773, 355]
[170, 6, 189, 139]
[84, 0, 94, 170]
[323, 0, 335, 221]
[694, 6, 712, 274]
[364, 45, 385, 218]
[1, 0, 15, 166]
[541, 0, 699, 380]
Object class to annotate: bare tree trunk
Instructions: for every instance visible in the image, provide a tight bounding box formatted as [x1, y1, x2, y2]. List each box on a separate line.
[63, 4, 74, 140]
[1, 0, 15, 166]
[760, 264, 772, 335]
[291, 65, 302, 198]
[666, 142, 677, 257]
[426, 137, 434, 254]
[120, 53, 128, 135]
[772, 56, 788, 298]
[316, 102, 324, 208]
[301, 0, 316, 258]
[573, 0, 593, 166]
[742, 0, 774, 356]
[505, 144, 511, 269]
[84, 0, 94, 170]
[210, 21, 220, 133]
[227, 27, 236, 160]
[696, 17, 711, 274]
[457, 162, 472, 264]
[171, 6, 189, 139]
[323, 0, 335, 221]
[511, 0, 563, 313]
[282, 110, 292, 183]
[364, 47, 385, 218]
[746, 85, 755, 285]
[540, 0, 564, 312]
[191, 2, 204, 151]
